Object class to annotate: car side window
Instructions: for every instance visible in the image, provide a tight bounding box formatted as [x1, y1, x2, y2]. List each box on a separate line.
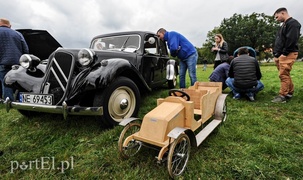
[144, 44, 157, 55]
[144, 36, 158, 55]
[95, 42, 106, 50]
[159, 40, 168, 56]
[91, 35, 140, 51]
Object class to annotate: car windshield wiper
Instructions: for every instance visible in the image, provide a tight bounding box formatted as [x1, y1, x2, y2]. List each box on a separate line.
[121, 37, 130, 51]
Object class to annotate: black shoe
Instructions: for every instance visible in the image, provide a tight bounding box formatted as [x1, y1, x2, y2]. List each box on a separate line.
[246, 92, 255, 101]
[233, 93, 241, 100]
[271, 95, 286, 103]
[285, 94, 293, 99]
[248, 96, 255, 101]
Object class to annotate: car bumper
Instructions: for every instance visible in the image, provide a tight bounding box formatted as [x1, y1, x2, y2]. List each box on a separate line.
[4, 99, 103, 119]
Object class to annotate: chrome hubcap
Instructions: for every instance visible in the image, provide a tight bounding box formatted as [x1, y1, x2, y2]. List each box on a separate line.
[120, 98, 129, 109]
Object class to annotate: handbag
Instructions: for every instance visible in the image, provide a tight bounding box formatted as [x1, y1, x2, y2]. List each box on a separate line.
[221, 53, 229, 61]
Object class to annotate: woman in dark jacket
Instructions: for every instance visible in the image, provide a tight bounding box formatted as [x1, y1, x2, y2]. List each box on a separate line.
[211, 34, 229, 69]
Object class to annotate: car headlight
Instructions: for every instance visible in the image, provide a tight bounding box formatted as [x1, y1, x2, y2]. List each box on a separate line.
[78, 48, 95, 66]
[19, 54, 41, 71]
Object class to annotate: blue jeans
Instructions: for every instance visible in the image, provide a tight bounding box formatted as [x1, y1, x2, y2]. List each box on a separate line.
[203, 64, 207, 71]
[179, 52, 198, 88]
[225, 77, 264, 95]
[0, 65, 14, 100]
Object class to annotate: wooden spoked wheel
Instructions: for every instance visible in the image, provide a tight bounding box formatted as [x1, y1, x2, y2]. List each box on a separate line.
[167, 133, 191, 178]
[118, 123, 141, 159]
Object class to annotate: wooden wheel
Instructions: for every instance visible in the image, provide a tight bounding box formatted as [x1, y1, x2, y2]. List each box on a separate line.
[118, 122, 141, 159]
[221, 100, 227, 122]
[167, 133, 191, 178]
[215, 94, 227, 121]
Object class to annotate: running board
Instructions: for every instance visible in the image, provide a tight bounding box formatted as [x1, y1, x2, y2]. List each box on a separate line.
[195, 119, 222, 146]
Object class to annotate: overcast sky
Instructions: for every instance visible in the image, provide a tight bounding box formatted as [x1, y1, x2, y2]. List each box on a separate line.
[1, 0, 302, 48]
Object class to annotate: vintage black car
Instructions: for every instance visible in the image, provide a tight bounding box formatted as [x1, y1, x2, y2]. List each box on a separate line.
[4, 30, 178, 127]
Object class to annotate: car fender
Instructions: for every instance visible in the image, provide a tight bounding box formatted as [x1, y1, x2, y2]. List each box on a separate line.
[119, 117, 141, 126]
[85, 58, 151, 91]
[166, 59, 177, 80]
[167, 127, 197, 147]
[4, 64, 46, 93]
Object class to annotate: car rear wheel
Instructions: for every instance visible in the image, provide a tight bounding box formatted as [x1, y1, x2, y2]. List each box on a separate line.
[93, 77, 140, 127]
[215, 94, 227, 122]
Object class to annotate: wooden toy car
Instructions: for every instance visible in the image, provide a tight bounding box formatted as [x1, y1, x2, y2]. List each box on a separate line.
[118, 82, 227, 178]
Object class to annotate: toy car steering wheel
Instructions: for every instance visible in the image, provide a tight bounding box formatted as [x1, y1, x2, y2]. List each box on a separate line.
[168, 89, 190, 101]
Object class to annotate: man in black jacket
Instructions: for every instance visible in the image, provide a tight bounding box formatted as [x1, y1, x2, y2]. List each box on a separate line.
[272, 7, 301, 103]
[225, 47, 264, 101]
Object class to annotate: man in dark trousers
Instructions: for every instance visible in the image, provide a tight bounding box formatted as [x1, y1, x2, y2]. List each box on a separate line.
[271, 7, 301, 103]
[225, 47, 264, 101]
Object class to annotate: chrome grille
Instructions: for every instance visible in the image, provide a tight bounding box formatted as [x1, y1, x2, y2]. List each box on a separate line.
[45, 51, 75, 105]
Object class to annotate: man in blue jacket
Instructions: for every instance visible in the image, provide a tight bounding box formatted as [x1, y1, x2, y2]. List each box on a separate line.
[157, 28, 197, 88]
[0, 18, 29, 101]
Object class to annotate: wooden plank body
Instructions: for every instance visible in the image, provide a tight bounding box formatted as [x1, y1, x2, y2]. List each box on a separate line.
[186, 82, 222, 124]
[128, 82, 223, 157]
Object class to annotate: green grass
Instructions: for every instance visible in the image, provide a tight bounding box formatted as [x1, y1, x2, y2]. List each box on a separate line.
[1, 62, 303, 179]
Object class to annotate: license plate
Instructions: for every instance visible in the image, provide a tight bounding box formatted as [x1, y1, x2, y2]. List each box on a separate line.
[20, 93, 54, 105]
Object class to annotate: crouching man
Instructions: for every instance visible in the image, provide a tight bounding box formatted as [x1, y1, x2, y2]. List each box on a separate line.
[225, 47, 264, 101]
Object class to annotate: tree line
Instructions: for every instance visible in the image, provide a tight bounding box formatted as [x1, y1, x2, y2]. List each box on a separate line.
[196, 12, 303, 64]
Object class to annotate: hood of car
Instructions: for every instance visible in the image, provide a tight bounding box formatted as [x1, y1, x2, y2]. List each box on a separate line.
[16, 29, 62, 60]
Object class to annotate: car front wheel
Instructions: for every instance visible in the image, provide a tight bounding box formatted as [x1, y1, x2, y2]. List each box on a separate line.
[93, 77, 140, 127]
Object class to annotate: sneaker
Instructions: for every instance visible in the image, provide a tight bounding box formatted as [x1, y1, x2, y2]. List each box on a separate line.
[271, 95, 286, 103]
[246, 92, 255, 101]
[233, 93, 241, 100]
[285, 94, 293, 99]
[248, 96, 255, 101]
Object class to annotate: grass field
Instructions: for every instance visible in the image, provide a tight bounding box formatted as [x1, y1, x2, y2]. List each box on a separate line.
[0, 62, 303, 179]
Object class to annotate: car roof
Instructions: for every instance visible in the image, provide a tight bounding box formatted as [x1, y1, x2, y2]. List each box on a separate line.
[92, 31, 156, 39]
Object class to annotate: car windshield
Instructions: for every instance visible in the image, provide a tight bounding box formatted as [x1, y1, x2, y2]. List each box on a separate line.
[91, 35, 140, 52]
